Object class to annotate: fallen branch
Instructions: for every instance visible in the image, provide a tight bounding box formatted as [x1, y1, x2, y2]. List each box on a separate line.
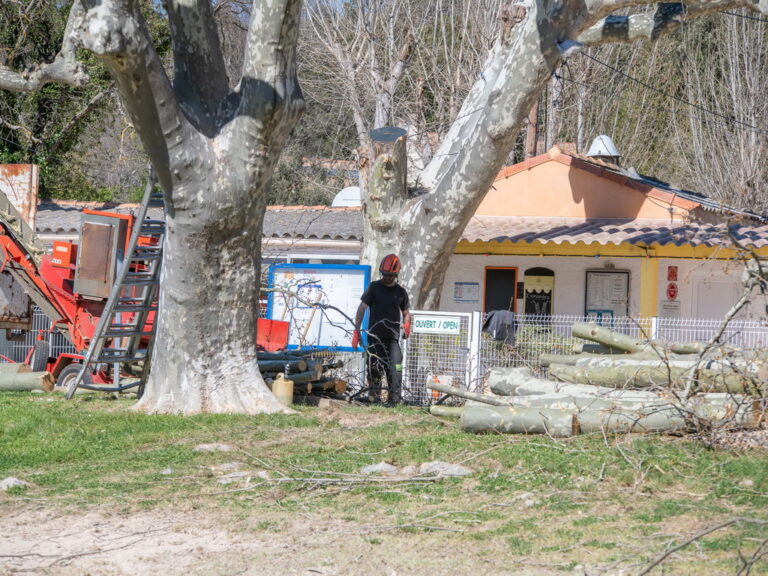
[639, 517, 768, 576]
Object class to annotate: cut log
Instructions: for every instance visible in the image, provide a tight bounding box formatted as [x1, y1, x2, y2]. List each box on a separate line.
[258, 359, 308, 373]
[427, 381, 509, 406]
[666, 342, 705, 355]
[0, 371, 54, 392]
[540, 353, 605, 367]
[488, 366, 657, 400]
[572, 343, 626, 355]
[576, 406, 688, 434]
[460, 404, 579, 437]
[548, 363, 763, 393]
[256, 353, 308, 362]
[429, 405, 462, 419]
[572, 322, 647, 353]
[486, 366, 541, 396]
[0, 363, 32, 374]
[279, 366, 324, 384]
[321, 360, 345, 371]
[307, 378, 348, 395]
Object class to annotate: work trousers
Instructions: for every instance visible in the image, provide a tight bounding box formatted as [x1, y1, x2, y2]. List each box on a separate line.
[366, 337, 403, 404]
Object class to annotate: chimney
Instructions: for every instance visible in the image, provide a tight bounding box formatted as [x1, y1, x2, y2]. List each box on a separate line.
[586, 135, 621, 165]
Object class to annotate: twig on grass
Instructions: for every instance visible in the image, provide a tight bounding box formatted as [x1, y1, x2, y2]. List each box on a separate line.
[737, 537, 768, 575]
[639, 517, 768, 576]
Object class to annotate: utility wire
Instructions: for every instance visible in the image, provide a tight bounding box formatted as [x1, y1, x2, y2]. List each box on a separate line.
[580, 52, 766, 134]
[719, 10, 768, 24]
[554, 71, 761, 137]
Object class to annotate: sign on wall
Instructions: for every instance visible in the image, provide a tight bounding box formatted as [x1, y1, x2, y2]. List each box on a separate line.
[267, 264, 370, 350]
[585, 269, 629, 318]
[453, 282, 479, 303]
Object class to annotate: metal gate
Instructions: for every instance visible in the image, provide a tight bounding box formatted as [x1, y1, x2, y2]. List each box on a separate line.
[402, 311, 478, 405]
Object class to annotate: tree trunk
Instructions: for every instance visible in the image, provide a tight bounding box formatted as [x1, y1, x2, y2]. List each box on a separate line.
[136, 184, 289, 414]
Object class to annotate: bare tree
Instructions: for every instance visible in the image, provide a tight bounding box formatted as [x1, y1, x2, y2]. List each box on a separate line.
[676, 12, 768, 213]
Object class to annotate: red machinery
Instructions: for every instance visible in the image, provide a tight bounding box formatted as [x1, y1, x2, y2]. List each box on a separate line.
[0, 197, 154, 388]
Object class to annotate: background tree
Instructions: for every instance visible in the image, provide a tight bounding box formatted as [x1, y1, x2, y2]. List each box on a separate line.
[675, 12, 767, 213]
[356, 1, 768, 309]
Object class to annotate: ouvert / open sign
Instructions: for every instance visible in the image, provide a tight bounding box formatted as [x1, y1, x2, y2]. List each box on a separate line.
[412, 314, 461, 335]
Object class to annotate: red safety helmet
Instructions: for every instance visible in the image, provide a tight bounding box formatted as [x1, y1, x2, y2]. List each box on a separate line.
[379, 254, 401, 275]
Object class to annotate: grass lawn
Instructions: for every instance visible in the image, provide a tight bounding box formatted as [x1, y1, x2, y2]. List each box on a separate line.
[1, 392, 766, 575]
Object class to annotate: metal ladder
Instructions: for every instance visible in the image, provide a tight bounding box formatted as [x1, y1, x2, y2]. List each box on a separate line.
[66, 175, 165, 399]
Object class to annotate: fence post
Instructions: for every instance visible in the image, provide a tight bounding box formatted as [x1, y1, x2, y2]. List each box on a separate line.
[468, 311, 482, 391]
[650, 316, 659, 340]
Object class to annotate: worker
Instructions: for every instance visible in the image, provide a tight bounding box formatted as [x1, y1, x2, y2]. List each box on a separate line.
[352, 254, 411, 405]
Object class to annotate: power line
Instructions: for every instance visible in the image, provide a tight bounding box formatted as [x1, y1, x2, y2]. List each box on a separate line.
[719, 10, 768, 24]
[554, 70, 761, 137]
[580, 52, 766, 134]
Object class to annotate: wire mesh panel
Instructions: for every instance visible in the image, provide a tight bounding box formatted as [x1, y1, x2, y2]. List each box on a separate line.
[478, 313, 654, 377]
[655, 317, 768, 349]
[402, 312, 472, 405]
[0, 307, 76, 363]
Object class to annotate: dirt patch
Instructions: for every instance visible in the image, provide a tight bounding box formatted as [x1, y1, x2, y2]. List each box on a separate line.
[312, 402, 407, 429]
[0, 504, 524, 576]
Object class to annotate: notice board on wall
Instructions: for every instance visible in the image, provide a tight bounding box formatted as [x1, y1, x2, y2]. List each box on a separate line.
[585, 269, 629, 318]
[267, 264, 370, 350]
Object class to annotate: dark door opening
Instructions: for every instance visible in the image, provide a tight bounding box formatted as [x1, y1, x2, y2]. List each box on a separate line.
[524, 267, 555, 315]
[484, 267, 517, 313]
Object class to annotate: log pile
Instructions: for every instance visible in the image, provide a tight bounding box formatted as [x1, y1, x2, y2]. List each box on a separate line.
[429, 322, 766, 437]
[258, 350, 348, 399]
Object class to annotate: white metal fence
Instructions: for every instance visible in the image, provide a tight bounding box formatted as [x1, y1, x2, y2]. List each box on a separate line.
[401, 311, 768, 406]
[0, 307, 75, 364]
[5, 308, 768, 406]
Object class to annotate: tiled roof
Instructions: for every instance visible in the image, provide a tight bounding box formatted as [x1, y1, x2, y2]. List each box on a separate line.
[34, 203, 768, 249]
[263, 206, 362, 240]
[461, 216, 768, 248]
[35, 201, 364, 241]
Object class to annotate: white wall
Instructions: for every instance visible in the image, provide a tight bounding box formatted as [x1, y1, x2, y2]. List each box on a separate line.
[656, 258, 767, 320]
[441, 253, 766, 319]
[442, 254, 642, 315]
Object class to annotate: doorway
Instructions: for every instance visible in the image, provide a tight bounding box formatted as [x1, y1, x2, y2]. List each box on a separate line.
[484, 267, 517, 313]
[524, 267, 555, 315]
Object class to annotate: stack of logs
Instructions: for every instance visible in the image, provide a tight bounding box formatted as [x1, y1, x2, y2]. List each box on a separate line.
[429, 322, 766, 437]
[258, 349, 348, 399]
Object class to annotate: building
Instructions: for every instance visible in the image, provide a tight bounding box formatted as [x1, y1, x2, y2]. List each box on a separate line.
[443, 145, 768, 320]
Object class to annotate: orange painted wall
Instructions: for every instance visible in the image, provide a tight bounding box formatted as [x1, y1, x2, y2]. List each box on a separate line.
[476, 158, 688, 221]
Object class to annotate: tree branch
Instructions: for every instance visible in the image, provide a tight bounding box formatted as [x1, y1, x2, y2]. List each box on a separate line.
[579, 0, 768, 46]
[49, 89, 112, 155]
[165, 0, 229, 127]
[0, 1, 88, 92]
[74, 0, 186, 193]
[241, 0, 303, 124]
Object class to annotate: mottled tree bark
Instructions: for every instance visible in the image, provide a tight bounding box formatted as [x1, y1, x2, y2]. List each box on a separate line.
[36, 0, 306, 414]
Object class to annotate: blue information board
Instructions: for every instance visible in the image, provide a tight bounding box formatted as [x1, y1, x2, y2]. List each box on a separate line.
[267, 263, 371, 350]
